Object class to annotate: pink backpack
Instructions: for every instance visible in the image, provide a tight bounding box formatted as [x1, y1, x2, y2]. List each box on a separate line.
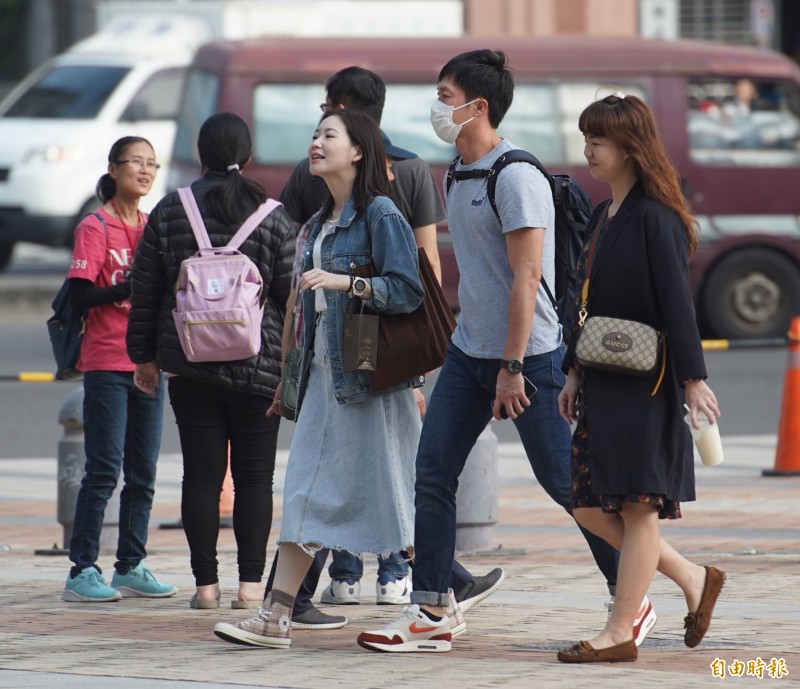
[173, 187, 281, 362]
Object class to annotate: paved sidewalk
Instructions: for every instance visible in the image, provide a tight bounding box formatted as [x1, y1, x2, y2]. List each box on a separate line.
[1, 434, 798, 688]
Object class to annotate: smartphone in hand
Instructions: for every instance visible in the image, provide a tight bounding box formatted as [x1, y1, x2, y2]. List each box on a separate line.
[497, 375, 538, 419]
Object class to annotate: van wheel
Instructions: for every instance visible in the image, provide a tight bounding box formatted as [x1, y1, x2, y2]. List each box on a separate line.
[702, 249, 800, 339]
[0, 242, 15, 271]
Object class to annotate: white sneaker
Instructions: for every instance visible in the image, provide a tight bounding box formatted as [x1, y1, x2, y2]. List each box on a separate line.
[633, 595, 657, 647]
[320, 578, 361, 605]
[606, 594, 658, 647]
[357, 604, 451, 653]
[376, 574, 411, 605]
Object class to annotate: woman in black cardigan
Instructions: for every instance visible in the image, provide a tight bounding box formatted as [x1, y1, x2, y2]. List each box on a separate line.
[127, 112, 296, 610]
[557, 94, 723, 663]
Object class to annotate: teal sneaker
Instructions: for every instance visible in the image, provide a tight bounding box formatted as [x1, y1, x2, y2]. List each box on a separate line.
[62, 566, 122, 602]
[111, 562, 177, 598]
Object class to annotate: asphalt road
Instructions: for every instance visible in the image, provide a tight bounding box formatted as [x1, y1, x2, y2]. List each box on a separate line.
[0, 316, 786, 459]
[0, 243, 787, 459]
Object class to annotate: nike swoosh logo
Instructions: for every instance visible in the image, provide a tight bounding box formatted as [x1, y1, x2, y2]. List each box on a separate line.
[409, 622, 438, 634]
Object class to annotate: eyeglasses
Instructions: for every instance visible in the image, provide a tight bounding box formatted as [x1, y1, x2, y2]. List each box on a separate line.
[116, 158, 161, 171]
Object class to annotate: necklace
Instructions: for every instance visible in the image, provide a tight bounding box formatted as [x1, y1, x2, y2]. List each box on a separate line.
[110, 199, 143, 253]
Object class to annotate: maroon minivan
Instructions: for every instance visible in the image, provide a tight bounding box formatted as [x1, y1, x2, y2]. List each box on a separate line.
[169, 35, 800, 339]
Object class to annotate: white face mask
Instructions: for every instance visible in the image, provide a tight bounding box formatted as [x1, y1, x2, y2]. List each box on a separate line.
[430, 99, 478, 144]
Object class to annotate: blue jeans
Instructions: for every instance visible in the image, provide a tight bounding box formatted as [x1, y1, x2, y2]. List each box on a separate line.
[328, 550, 409, 581]
[410, 344, 619, 606]
[69, 371, 164, 575]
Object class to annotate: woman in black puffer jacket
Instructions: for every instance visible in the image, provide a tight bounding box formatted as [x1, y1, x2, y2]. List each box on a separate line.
[127, 112, 296, 610]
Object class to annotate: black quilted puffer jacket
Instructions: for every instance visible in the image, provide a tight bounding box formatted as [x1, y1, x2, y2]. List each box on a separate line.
[126, 174, 297, 398]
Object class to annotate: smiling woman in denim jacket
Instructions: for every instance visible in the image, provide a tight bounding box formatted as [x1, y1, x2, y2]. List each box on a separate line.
[213, 109, 424, 648]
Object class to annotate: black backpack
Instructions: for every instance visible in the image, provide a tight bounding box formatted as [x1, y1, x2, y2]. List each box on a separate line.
[46, 212, 106, 380]
[446, 149, 593, 341]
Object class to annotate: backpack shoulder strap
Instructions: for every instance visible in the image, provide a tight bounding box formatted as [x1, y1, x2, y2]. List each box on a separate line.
[226, 199, 283, 250]
[90, 211, 107, 231]
[486, 149, 551, 217]
[485, 150, 559, 311]
[444, 156, 461, 196]
[177, 187, 212, 250]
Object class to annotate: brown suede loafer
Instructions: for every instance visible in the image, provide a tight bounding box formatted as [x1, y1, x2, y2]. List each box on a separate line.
[684, 565, 726, 648]
[557, 638, 638, 663]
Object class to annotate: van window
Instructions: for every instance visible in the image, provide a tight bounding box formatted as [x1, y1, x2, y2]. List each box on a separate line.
[250, 81, 648, 168]
[500, 83, 649, 166]
[3, 65, 130, 119]
[252, 84, 324, 164]
[382, 82, 647, 167]
[688, 78, 800, 166]
[121, 68, 187, 122]
[173, 69, 220, 162]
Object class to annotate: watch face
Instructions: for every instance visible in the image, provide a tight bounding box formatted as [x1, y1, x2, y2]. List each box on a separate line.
[354, 278, 367, 292]
[505, 360, 523, 374]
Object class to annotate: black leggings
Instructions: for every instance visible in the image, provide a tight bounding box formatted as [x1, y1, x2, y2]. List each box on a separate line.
[169, 376, 279, 586]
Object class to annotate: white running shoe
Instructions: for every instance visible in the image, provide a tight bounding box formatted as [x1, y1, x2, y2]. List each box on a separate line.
[633, 595, 657, 647]
[376, 574, 411, 605]
[357, 604, 451, 653]
[320, 578, 361, 605]
[606, 594, 658, 647]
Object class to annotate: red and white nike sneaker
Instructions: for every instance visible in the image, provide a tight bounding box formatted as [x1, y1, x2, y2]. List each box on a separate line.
[357, 604, 451, 653]
[606, 594, 658, 647]
[633, 596, 657, 647]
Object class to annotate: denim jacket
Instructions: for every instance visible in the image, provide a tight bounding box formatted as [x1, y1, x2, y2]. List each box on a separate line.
[298, 194, 424, 405]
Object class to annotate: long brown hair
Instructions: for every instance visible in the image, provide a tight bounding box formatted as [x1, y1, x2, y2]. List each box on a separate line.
[579, 94, 698, 255]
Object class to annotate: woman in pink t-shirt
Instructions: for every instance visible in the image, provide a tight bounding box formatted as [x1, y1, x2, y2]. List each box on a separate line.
[62, 137, 176, 603]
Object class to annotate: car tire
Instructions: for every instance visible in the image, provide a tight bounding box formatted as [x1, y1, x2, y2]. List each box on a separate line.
[702, 248, 800, 339]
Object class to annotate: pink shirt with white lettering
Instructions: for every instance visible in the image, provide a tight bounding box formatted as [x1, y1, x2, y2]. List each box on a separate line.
[67, 207, 144, 372]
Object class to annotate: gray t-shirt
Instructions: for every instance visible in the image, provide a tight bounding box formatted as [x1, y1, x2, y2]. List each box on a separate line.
[446, 139, 560, 358]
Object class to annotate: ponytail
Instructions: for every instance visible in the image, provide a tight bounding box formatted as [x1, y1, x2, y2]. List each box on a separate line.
[203, 170, 267, 226]
[96, 173, 116, 203]
[197, 112, 267, 225]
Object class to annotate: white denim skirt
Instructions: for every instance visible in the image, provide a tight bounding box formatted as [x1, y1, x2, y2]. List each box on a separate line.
[278, 314, 419, 556]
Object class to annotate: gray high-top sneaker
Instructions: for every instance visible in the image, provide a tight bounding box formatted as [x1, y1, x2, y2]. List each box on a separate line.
[213, 593, 292, 648]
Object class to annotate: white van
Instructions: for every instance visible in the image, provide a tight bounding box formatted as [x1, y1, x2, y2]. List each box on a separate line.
[0, 17, 210, 270]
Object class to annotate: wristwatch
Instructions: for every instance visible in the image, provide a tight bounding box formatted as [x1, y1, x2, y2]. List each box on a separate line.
[501, 359, 523, 374]
[352, 277, 369, 299]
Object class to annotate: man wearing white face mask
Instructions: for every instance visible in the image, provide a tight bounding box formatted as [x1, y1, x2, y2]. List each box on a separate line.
[358, 49, 632, 654]
[429, 98, 481, 145]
